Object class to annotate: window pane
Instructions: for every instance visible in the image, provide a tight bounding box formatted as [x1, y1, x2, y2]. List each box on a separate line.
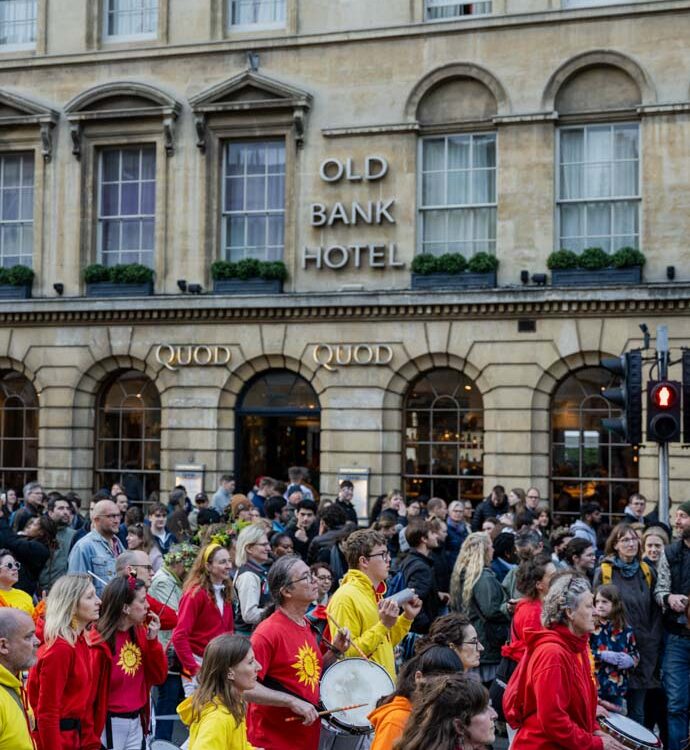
[423, 173, 445, 206]
[447, 136, 470, 169]
[230, 0, 286, 27]
[423, 139, 445, 172]
[106, 0, 158, 37]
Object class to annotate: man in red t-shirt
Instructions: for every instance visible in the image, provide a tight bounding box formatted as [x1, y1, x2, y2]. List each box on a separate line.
[246, 556, 349, 750]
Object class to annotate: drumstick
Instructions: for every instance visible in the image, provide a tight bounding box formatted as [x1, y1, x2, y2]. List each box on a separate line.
[326, 612, 370, 661]
[284, 703, 368, 722]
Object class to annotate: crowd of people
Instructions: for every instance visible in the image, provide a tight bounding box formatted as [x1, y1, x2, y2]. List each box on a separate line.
[0, 472, 687, 750]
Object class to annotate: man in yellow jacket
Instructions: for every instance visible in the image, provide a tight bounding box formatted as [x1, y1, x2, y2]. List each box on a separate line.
[327, 529, 422, 679]
[0, 608, 39, 750]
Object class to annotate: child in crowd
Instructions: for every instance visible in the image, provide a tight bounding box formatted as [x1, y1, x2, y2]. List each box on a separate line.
[590, 584, 639, 711]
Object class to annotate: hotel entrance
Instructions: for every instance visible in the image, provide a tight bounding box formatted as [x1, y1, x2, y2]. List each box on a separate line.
[236, 370, 321, 491]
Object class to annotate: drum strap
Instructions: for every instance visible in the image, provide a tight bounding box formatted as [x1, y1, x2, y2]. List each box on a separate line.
[258, 675, 318, 708]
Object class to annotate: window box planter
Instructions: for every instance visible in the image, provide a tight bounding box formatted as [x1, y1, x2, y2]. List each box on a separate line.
[212, 278, 283, 294]
[86, 281, 154, 297]
[411, 271, 497, 290]
[550, 266, 642, 287]
[0, 282, 32, 299]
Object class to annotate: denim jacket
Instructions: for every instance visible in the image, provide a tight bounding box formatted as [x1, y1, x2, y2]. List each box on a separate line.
[67, 530, 123, 595]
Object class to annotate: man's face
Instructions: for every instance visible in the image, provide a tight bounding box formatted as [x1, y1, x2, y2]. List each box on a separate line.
[115, 494, 128, 513]
[93, 501, 121, 536]
[556, 535, 573, 555]
[435, 522, 448, 544]
[526, 489, 540, 510]
[128, 551, 153, 587]
[297, 509, 315, 528]
[339, 486, 353, 502]
[491, 491, 504, 507]
[425, 530, 440, 550]
[463, 502, 473, 521]
[288, 491, 303, 507]
[223, 479, 236, 494]
[590, 510, 602, 525]
[631, 497, 646, 515]
[49, 500, 71, 527]
[0, 614, 39, 672]
[149, 510, 167, 532]
[361, 544, 389, 584]
[279, 505, 291, 524]
[27, 487, 44, 509]
[675, 509, 690, 535]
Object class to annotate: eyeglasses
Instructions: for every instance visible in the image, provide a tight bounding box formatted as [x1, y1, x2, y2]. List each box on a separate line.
[287, 571, 316, 587]
[366, 551, 391, 562]
[0, 561, 20, 571]
[619, 537, 639, 545]
[461, 639, 482, 650]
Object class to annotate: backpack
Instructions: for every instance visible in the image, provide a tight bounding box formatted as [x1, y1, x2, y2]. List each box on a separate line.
[384, 569, 406, 598]
[600, 560, 654, 589]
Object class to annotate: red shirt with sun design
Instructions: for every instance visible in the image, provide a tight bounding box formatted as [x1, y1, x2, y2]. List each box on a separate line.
[108, 629, 147, 712]
[248, 609, 323, 750]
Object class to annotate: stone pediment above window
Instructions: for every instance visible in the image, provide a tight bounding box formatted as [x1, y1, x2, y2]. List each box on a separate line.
[64, 81, 182, 159]
[189, 70, 312, 151]
[0, 90, 59, 162]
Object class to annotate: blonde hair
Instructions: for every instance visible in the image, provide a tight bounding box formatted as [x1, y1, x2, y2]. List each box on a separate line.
[450, 532, 491, 610]
[44, 574, 94, 647]
[235, 524, 268, 567]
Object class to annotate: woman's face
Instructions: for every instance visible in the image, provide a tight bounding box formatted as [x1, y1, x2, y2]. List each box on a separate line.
[459, 703, 497, 747]
[481, 520, 495, 534]
[407, 501, 421, 517]
[568, 591, 595, 636]
[76, 584, 100, 625]
[24, 517, 41, 538]
[537, 563, 557, 597]
[615, 531, 640, 563]
[314, 567, 333, 598]
[6, 489, 16, 505]
[125, 587, 149, 625]
[0, 554, 19, 588]
[448, 502, 464, 521]
[456, 624, 484, 670]
[595, 593, 613, 621]
[115, 494, 128, 514]
[538, 511, 550, 527]
[389, 495, 403, 511]
[207, 549, 232, 583]
[247, 536, 270, 565]
[249, 508, 261, 522]
[126, 531, 143, 550]
[644, 534, 664, 562]
[508, 491, 519, 507]
[231, 647, 262, 692]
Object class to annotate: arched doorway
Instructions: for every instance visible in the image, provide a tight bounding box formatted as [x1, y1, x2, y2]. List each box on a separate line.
[94, 370, 161, 504]
[403, 367, 483, 502]
[236, 370, 320, 491]
[551, 366, 639, 522]
[0, 370, 38, 492]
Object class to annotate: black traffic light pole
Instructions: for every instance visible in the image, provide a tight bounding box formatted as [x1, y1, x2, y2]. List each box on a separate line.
[657, 325, 670, 526]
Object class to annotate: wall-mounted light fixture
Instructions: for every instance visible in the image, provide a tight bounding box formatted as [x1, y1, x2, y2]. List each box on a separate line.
[667, 265, 676, 280]
[188, 283, 203, 294]
[53, 283, 64, 295]
[520, 270, 529, 284]
[177, 279, 187, 292]
[531, 273, 548, 286]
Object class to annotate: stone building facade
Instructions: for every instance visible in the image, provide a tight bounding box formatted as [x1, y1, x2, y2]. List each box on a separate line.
[0, 0, 688, 519]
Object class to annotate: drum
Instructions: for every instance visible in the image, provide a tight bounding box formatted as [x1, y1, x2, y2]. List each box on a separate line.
[598, 715, 662, 750]
[319, 658, 395, 736]
[150, 741, 182, 750]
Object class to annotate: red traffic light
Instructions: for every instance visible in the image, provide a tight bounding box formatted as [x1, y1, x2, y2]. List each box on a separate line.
[651, 383, 677, 409]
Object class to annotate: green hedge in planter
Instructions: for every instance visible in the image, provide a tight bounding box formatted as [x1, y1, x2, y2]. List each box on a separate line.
[83, 263, 154, 284]
[211, 259, 288, 281]
[547, 247, 646, 271]
[0, 264, 35, 286]
[411, 252, 498, 275]
[611, 247, 646, 268]
[546, 250, 580, 270]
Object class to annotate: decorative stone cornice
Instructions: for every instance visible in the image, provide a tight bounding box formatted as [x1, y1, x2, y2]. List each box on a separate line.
[0, 89, 59, 161]
[0, 285, 688, 326]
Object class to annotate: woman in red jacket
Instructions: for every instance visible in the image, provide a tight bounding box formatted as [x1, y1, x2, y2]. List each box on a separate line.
[28, 573, 101, 750]
[504, 571, 627, 750]
[88, 576, 167, 750]
[171, 542, 234, 696]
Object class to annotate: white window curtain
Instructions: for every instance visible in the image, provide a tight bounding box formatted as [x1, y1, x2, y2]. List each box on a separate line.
[0, 0, 37, 46]
[106, 0, 157, 38]
[0, 153, 34, 267]
[425, 1, 492, 21]
[558, 123, 639, 252]
[419, 133, 496, 256]
[230, 0, 286, 27]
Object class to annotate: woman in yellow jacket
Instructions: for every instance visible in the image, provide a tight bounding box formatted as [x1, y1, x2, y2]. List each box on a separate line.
[177, 634, 264, 750]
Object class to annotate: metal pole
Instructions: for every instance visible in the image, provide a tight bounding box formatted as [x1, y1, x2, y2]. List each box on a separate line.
[657, 325, 670, 526]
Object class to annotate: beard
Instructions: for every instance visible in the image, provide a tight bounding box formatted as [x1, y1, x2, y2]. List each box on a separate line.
[681, 527, 690, 541]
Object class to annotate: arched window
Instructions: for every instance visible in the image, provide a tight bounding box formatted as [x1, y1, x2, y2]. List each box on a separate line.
[403, 368, 483, 502]
[236, 370, 320, 491]
[551, 366, 638, 521]
[95, 370, 160, 503]
[0, 371, 38, 492]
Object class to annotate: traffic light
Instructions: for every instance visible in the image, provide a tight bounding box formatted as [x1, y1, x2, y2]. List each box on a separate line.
[647, 380, 681, 442]
[682, 350, 690, 444]
[600, 351, 643, 444]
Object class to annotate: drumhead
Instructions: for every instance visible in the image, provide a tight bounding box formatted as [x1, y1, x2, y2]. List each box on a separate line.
[150, 741, 182, 750]
[600, 715, 659, 747]
[320, 658, 395, 732]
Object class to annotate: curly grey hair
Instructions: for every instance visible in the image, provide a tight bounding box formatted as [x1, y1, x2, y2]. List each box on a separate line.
[541, 571, 591, 627]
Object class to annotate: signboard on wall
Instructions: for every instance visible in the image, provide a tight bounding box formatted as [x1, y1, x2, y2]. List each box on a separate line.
[338, 467, 371, 522]
[174, 464, 205, 498]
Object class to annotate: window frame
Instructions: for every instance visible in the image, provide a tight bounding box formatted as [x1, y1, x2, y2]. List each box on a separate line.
[417, 131, 498, 258]
[424, 0, 492, 22]
[0, 151, 34, 269]
[227, 0, 286, 32]
[219, 138, 286, 263]
[102, 0, 158, 42]
[0, 0, 38, 51]
[0, 370, 38, 494]
[96, 144, 157, 268]
[555, 121, 641, 253]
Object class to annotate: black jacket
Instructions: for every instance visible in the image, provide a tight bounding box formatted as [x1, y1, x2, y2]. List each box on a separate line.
[663, 540, 690, 636]
[401, 550, 440, 634]
[335, 499, 358, 526]
[472, 497, 510, 531]
[0, 517, 50, 596]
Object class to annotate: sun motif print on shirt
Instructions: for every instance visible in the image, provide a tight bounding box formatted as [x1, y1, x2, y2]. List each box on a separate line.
[117, 640, 143, 677]
[291, 643, 321, 690]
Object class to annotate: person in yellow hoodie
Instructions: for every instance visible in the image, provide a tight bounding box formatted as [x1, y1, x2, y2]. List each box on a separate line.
[327, 529, 422, 679]
[369, 645, 463, 750]
[177, 633, 264, 750]
[0, 607, 39, 750]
